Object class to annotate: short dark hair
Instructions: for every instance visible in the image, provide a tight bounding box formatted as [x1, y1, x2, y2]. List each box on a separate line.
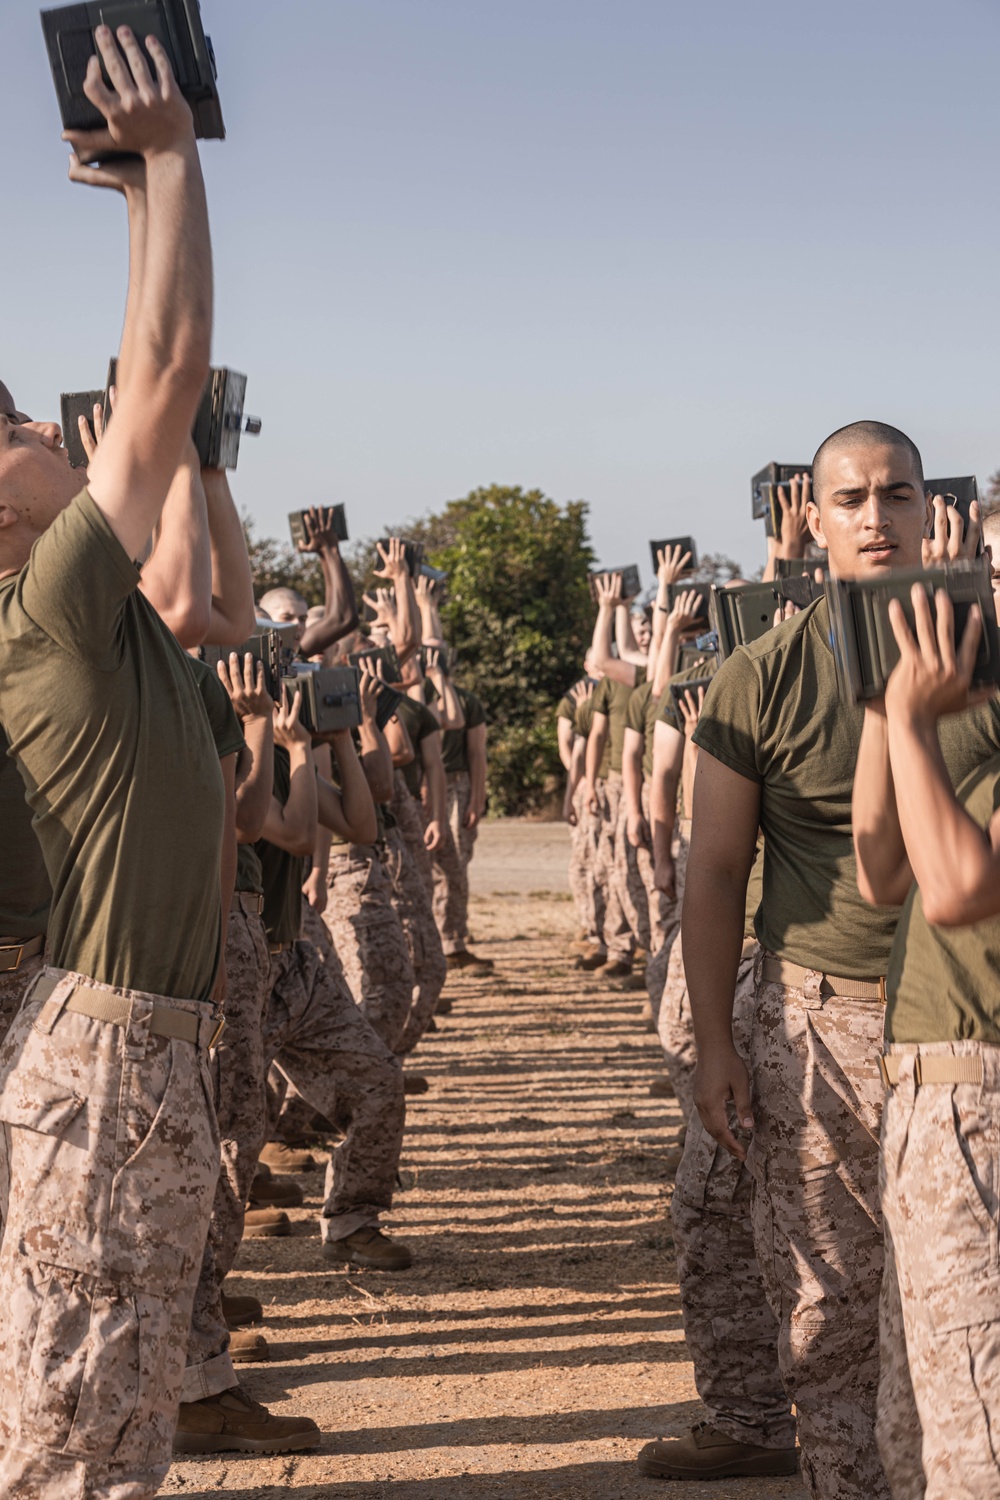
[812, 420, 924, 500]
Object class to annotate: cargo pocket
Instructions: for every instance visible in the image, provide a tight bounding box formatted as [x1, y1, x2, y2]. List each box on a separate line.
[16, 1236, 184, 1467]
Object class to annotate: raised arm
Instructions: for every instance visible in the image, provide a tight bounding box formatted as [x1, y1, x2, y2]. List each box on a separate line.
[138, 441, 212, 644]
[373, 540, 419, 663]
[260, 690, 318, 858]
[316, 732, 378, 846]
[649, 544, 693, 660]
[68, 26, 212, 561]
[297, 507, 359, 656]
[201, 468, 256, 645]
[883, 588, 1000, 925]
[216, 652, 274, 844]
[590, 574, 637, 686]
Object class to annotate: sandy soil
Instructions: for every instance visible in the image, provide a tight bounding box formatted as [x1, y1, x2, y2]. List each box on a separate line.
[163, 821, 806, 1500]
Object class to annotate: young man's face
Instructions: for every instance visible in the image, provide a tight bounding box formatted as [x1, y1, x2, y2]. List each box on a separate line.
[632, 613, 652, 651]
[0, 415, 79, 548]
[806, 442, 928, 578]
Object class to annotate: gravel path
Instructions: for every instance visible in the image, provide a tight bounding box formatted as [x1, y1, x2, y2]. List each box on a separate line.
[164, 823, 806, 1499]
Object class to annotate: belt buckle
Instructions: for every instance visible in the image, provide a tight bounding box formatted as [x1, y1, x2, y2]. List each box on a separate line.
[878, 1054, 892, 1088]
[0, 943, 25, 975]
[209, 1014, 227, 1050]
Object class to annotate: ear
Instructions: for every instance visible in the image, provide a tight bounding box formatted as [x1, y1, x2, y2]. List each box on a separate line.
[0, 504, 20, 532]
[805, 499, 828, 553]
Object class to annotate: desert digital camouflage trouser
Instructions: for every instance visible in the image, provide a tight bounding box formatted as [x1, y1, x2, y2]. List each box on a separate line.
[326, 842, 416, 1053]
[0, 968, 220, 1499]
[877, 1041, 1000, 1500]
[571, 779, 604, 947]
[613, 780, 651, 955]
[0, 950, 43, 1048]
[183, 897, 270, 1403]
[646, 819, 690, 1020]
[429, 770, 478, 955]
[383, 824, 447, 1054]
[594, 773, 634, 963]
[748, 958, 890, 1500]
[671, 944, 794, 1451]
[263, 938, 405, 1243]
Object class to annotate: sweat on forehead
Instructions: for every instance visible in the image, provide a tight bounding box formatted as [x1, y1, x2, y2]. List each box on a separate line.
[811, 420, 924, 499]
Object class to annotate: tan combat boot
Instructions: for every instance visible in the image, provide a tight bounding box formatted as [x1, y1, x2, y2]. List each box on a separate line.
[648, 1074, 676, 1099]
[249, 1171, 304, 1208]
[229, 1328, 269, 1364]
[322, 1227, 413, 1271]
[403, 1073, 430, 1095]
[243, 1206, 291, 1239]
[222, 1291, 262, 1328]
[637, 1424, 798, 1478]
[259, 1140, 317, 1173]
[173, 1385, 321, 1455]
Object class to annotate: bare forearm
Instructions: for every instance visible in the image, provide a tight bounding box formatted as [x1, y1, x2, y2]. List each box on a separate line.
[234, 719, 273, 843]
[682, 862, 747, 1049]
[469, 744, 487, 815]
[425, 745, 447, 826]
[622, 737, 644, 820]
[330, 736, 378, 842]
[853, 709, 911, 906]
[282, 744, 319, 852]
[652, 621, 682, 696]
[616, 607, 646, 667]
[391, 576, 419, 664]
[358, 721, 394, 803]
[651, 769, 680, 861]
[585, 725, 606, 790]
[299, 547, 358, 655]
[888, 713, 1000, 924]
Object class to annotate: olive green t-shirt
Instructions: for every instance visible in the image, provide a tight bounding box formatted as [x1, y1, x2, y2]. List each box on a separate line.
[0, 490, 226, 1001]
[442, 687, 486, 775]
[556, 692, 578, 724]
[625, 680, 663, 779]
[694, 598, 1000, 979]
[256, 747, 305, 944]
[887, 755, 1000, 1043]
[396, 694, 440, 798]
[576, 696, 611, 780]
[593, 668, 647, 774]
[0, 736, 51, 940]
[236, 842, 263, 895]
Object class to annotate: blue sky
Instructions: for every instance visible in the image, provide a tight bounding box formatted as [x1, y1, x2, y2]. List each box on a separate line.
[6, 0, 1000, 580]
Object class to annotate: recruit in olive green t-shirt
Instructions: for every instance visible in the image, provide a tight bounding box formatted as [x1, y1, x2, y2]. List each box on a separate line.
[441, 686, 486, 775]
[693, 597, 1000, 979]
[556, 691, 578, 724]
[0, 737, 51, 941]
[0, 491, 227, 1002]
[625, 679, 665, 780]
[887, 753, 1000, 1043]
[592, 668, 647, 774]
[576, 695, 610, 780]
[396, 692, 440, 798]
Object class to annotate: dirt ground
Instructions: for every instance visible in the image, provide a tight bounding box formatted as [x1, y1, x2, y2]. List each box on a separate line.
[164, 821, 806, 1500]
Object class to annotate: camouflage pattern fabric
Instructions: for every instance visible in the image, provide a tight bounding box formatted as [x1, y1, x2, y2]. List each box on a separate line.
[612, 781, 651, 953]
[429, 770, 478, 955]
[878, 1041, 1000, 1500]
[263, 938, 405, 1243]
[571, 778, 604, 947]
[645, 823, 689, 1019]
[594, 773, 633, 963]
[748, 960, 890, 1500]
[182, 901, 270, 1403]
[0, 968, 220, 1497]
[383, 824, 446, 1055]
[671, 945, 795, 1450]
[655, 931, 697, 1122]
[0, 953, 42, 1051]
[325, 844, 415, 1052]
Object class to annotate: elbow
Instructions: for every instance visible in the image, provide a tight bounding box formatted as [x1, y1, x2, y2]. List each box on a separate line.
[162, 597, 212, 650]
[920, 880, 977, 928]
[353, 811, 378, 846]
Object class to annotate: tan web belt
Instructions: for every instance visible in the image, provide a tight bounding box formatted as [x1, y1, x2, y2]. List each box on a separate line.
[761, 955, 887, 1002]
[32, 972, 224, 1049]
[0, 934, 44, 975]
[879, 1054, 985, 1088]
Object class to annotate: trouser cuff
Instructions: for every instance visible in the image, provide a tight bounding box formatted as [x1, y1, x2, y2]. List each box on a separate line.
[704, 1411, 797, 1451]
[181, 1348, 237, 1405]
[321, 1208, 381, 1242]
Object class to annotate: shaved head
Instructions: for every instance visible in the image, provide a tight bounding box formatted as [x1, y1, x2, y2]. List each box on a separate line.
[258, 587, 308, 619]
[812, 420, 923, 503]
